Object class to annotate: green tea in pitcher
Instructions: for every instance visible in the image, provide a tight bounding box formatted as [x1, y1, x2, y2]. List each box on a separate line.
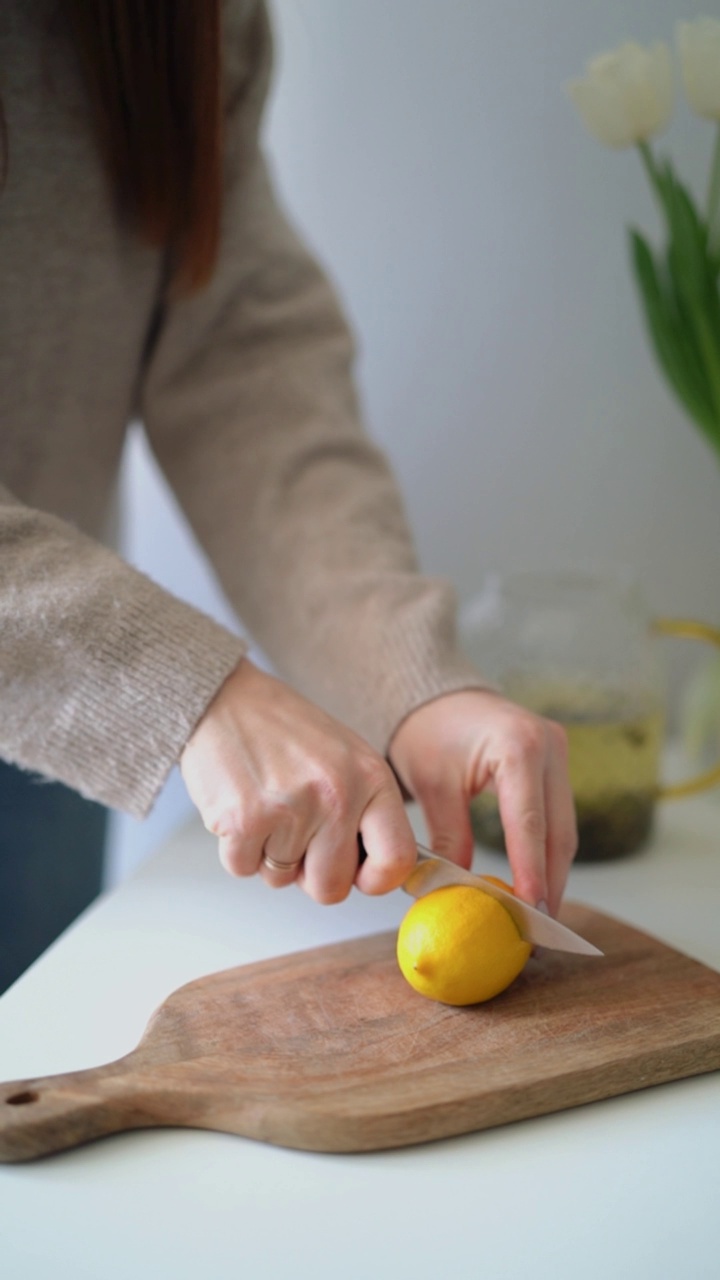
[470, 686, 665, 862]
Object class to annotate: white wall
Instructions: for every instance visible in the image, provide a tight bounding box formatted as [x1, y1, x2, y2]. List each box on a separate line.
[106, 0, 720, 882]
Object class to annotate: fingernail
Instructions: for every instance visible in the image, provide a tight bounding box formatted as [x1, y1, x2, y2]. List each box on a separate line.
[535, 899, 550, 915]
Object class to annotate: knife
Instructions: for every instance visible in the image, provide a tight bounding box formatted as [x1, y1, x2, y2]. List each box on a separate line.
[403, 843, 603, 956]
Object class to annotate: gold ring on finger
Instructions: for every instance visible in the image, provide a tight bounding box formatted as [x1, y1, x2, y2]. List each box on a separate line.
[261, 852, 305, 873]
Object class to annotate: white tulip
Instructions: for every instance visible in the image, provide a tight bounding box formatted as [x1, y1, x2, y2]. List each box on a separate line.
[677, 18, 720, 121]
[567, 41, 674, 148]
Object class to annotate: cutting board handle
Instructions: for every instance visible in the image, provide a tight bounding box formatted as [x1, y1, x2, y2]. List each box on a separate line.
[0, 1055, 158, 1162]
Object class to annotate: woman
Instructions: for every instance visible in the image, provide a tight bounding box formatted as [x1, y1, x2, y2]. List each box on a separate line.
[0, 0, 576, 992]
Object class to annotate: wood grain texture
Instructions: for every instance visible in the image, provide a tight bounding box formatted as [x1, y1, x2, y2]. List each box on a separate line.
[2, 903, 720, 1162]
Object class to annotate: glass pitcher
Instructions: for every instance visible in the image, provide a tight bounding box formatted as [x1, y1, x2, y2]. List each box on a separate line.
[460, 571, 720, 861]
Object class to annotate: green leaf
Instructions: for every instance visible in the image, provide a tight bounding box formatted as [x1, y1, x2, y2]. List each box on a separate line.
[644, 162, 720, 441]
[660, 256, 718, 398]
[629, 229, 720, 453]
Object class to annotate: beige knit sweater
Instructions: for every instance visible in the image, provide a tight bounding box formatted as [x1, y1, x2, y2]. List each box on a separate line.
[0, 0, 483, 819]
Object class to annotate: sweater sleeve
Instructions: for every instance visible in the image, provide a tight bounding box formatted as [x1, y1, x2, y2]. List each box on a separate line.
[140, 0, 485, 756]
[0, 481, 246, 816]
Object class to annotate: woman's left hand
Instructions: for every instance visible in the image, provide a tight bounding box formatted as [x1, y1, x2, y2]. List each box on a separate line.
[388, 689, 578, 916]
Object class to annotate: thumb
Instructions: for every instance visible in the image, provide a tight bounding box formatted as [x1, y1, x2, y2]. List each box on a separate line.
[416, 775, 475, 870]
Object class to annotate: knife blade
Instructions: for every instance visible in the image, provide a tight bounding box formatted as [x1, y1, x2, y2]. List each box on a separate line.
[404, 844, 603, 956]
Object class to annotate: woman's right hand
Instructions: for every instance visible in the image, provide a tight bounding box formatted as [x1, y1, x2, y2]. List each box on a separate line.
[180, 659, 417, 903]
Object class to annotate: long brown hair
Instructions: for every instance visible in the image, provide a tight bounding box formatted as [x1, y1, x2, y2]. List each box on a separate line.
[66, 1, 223, 293]
[58, 1, 224, 293]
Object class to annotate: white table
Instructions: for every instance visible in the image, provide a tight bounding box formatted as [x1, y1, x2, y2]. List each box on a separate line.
[1, 792, 720, 1280]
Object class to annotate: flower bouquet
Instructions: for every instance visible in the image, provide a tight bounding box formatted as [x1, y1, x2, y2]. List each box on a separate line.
[568, 17, 720, 763]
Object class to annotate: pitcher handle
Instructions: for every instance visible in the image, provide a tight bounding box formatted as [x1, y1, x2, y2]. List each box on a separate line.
[653, 617, 720, 799]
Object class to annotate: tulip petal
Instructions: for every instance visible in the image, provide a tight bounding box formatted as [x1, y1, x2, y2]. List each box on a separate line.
[567, 40, 673, 148]
[678, 18, 720, 121]
[567, 77, 638, 148]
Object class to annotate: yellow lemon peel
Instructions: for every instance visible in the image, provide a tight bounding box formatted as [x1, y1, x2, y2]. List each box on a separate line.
[396, 883, 531, 1006]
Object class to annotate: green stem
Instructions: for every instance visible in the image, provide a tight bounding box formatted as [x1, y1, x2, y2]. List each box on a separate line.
[638, 140, 663, 204]
[707, 124, 720, 260]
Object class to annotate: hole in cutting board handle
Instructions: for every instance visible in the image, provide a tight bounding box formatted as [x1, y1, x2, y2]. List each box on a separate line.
[5, 1091, 39, 1106]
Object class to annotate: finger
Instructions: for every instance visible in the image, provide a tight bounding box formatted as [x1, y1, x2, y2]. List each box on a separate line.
[297, 821, 361, 905]
[217, 828, 265, 879]
[543, 730, 578, 915]
[260, 801, 302, 861]
[354, 790, 417, 896]
[416, 769, 475, 869]
[259, 847, 306, 887]
[214, 802, 306, 885]
[494, 753, 548, 909]
[204, 797, 267, 878]
[258, 804, 307, 886]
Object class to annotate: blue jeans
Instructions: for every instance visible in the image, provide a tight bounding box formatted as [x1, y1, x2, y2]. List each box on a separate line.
[0, 761, 107, 994]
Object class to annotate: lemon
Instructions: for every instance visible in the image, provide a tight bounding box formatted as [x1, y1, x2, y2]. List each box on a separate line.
[396, 884, 531, 1006]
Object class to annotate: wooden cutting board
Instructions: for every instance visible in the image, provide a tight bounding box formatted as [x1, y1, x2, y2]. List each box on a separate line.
[2, 902, 720, 1162]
